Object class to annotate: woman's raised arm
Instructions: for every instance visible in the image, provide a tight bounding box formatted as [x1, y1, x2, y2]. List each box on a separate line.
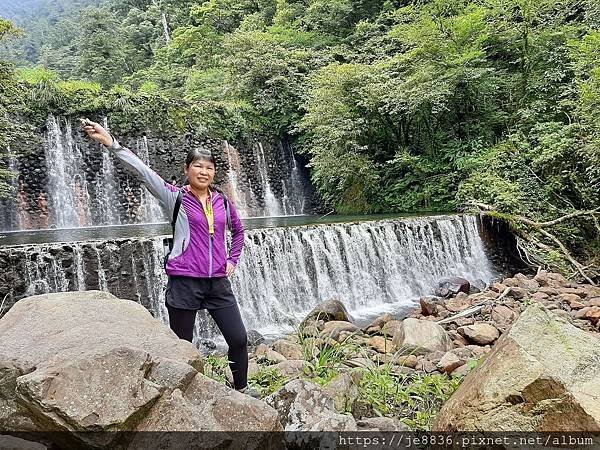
[81, 119, 178, 212]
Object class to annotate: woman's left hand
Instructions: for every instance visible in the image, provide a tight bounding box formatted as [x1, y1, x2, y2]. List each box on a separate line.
[226, 262, 236, 277]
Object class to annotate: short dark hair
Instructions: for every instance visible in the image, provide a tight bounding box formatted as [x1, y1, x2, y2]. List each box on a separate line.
[185, 148, 216, 168]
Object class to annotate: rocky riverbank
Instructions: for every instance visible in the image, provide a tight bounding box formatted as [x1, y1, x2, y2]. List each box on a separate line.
[219, 270, 600, 431]
[0, 270, 598, 449]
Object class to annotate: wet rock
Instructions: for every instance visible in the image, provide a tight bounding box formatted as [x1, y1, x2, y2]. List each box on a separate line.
[301, 299, 354, 328]
[434, 277, 470, 298]
[246, 329, 265, 353]
[364, 313, 393, 333]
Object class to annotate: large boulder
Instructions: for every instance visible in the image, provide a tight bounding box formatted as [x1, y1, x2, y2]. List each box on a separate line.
[300, 299, 354, 328]
[265, 380, 356, 431]
[434, 305, 600, 431]
[134, 373, 282, 432]
[0, 291, 281, 448]
[391, 318, 453, 355]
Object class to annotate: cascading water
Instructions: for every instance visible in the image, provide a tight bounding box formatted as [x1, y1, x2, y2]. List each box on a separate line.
[73, 246, 86, 291]
[255, 142, 282, 216]
[6, 147, 22, 230]
[136, 136, 166, 223]
[96, 118, 121, 225]
[1, 215, 495, 341]
[232, 215, 493, 335]
[45, 115, 92, 227]
[278, 141, 307, 215]
[223, 141, 251, 217]
[2, 118, 314, 231]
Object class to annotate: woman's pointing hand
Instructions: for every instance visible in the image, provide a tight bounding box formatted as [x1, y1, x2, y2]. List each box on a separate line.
[80, 118, 113, 147]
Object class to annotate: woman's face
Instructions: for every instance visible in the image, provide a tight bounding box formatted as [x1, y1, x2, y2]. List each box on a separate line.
[185, 158, 216, 192]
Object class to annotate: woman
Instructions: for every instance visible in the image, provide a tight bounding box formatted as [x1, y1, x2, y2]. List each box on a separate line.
[82, 119, 257, 397]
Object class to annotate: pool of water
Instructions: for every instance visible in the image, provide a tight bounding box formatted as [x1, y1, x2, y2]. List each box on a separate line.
[0, 212, 446, 247]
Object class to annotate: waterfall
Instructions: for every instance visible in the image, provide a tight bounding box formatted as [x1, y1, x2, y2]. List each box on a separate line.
[136, 136, 166, 223]
[3, 120, 313, 231]
[73, 246, 86, 291]
[255, 142, 282, 216]
[6, 147, 22, 230]
[223, 141, 251, 217]
[1, 215, 495, 339]
[222, 140, 308, 218]
[231, 215, 493, 335]
[95, 117, 121, 225]
[45, 115, 93, 227]
[278, 141, 307, 215]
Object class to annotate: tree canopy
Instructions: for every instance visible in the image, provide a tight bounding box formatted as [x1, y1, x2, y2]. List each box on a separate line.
[0, 0, 599, 277]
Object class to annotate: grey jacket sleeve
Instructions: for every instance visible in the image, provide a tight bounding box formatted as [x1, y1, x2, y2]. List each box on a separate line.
[108, 139, 178, 213]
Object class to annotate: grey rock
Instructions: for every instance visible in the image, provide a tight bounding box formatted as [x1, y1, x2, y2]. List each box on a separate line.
[391, 318, 453, 355]
[272, 339, 303, 360]
[301, 299, 354, 328]
[434, 305, 600, 431]
[265, 380, 356, 431]
[323, 372, 359, 413]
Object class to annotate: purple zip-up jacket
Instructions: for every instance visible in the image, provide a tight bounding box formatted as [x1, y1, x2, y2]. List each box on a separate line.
[108, 139, 245, 278]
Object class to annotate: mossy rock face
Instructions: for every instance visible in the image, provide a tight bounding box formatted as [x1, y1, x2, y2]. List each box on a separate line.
[434, 305, 600, 431]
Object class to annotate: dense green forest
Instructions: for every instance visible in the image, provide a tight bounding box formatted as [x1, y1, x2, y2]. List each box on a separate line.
[0, 0, 599, 278]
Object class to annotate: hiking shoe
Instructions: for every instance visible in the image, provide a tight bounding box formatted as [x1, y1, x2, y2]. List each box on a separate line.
[238, 385, 261, 399]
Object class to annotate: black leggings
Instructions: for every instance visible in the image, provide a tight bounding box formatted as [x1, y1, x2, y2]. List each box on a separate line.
[166, 303, 248, 390]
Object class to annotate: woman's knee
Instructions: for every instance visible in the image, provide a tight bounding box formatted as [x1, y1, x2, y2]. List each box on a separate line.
[227, 329, 247, 352]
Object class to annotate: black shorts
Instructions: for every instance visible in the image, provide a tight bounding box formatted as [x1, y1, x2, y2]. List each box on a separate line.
[165, 275, 237, 310]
